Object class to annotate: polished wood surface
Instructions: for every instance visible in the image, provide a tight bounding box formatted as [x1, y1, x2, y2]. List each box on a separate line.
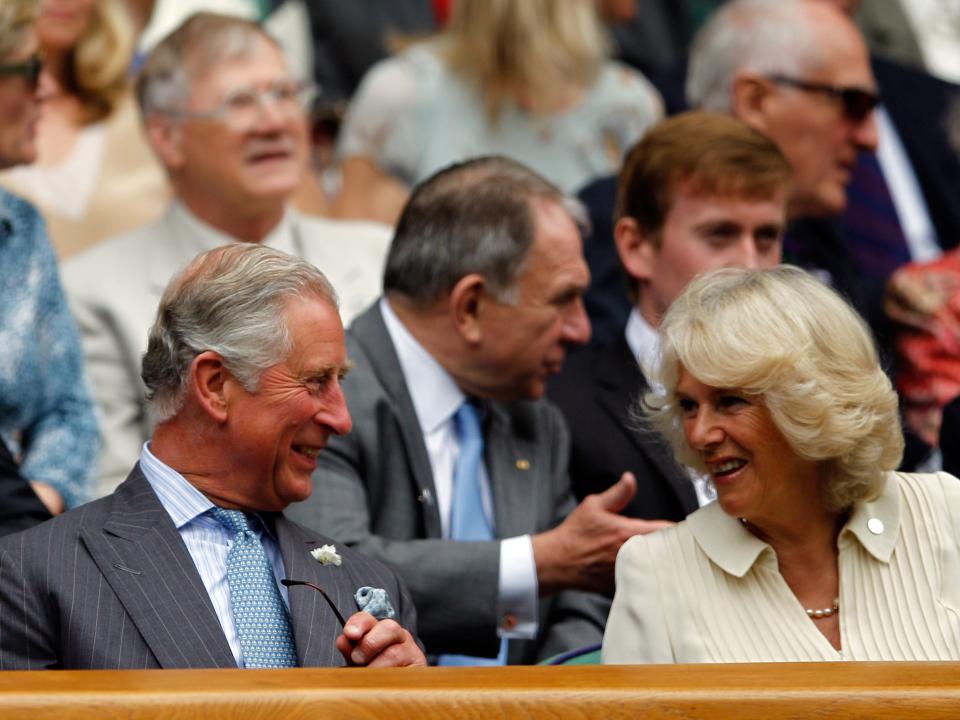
[1, 663, 959, 719]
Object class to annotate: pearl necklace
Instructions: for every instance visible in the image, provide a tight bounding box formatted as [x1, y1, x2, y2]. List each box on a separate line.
[806, 598, 839, 619]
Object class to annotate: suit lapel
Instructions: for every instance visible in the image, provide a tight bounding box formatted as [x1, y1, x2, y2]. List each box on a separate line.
[595, 338, 698, 512]
[81, 467, 236, 668]
[485, 403, 538, 539]
[145, 208, 190, 295]
[278, 518, 354, 667]
[350, 305, 443, 537]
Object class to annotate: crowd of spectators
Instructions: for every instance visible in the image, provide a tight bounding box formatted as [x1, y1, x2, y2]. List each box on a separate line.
[0, 0, 959, 671]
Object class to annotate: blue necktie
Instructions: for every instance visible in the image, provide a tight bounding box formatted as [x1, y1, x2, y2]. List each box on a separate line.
[209, 507, 298, 668]
[450, 400, 492, 541]
[439, 400, 508, 666]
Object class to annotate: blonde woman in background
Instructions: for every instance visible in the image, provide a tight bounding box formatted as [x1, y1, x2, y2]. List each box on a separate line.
[0, 0, 99, 514]
[0, 0, 169, 257]
[330, 0, 663, 225]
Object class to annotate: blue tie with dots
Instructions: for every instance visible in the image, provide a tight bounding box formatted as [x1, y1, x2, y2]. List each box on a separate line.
[209, 507, 298, 668]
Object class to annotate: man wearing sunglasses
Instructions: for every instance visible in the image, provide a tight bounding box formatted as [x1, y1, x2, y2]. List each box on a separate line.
[687, 0, 879, 221]
[62, 13, 392, 500]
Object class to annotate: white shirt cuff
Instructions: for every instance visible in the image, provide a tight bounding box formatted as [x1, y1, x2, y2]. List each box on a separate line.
[497, 534, 538, 639]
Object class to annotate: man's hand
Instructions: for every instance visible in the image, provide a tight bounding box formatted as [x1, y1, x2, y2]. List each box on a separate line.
[885, 267, 960, 332]
[532, 472, 673, 596]
[336, 611, 426, 667]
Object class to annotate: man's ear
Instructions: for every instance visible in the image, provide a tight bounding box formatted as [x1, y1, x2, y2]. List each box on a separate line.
[731, 72, 775, 132]
[145, 114, 185, 169]
[615, 216, 657, 282]
[449, 273, 487, 345]
[189, 351, 230, 423]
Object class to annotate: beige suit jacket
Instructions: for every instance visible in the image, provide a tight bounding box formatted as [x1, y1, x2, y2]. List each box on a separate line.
[63, 203, 391, 497]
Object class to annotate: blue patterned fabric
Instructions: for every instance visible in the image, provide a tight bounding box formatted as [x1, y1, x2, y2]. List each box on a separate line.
[0, 190, 99, 507]
[355, 586, 396, 620]
[209, 507, 298, 668]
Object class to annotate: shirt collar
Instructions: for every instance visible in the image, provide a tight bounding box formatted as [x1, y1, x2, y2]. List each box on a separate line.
[169, 200, 296, 253]
[687, 471, 902, 577]
[840, 471, 901, 562]
[139, 442, 281, 539]
[687, 502, 774, 577]
[139, 441, 215, 529]
[379, 297, 464, 435]
[625, 307, 662, 389]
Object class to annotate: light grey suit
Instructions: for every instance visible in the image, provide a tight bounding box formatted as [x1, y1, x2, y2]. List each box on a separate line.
[0, 467, 417, 669]
[63, 203, 391, 498]
[288, 304, 608, 663]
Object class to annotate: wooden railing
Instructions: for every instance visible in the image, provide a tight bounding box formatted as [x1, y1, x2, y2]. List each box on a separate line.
[1, 663, 958, 718]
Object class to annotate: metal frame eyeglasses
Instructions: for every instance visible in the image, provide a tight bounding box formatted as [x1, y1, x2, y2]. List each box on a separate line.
[0, 55, 43, 88]
[160, 80, 317, 130]
[767, 74, 880, 122]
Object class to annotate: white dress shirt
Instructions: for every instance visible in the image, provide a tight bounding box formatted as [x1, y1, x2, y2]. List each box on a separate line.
[138, 442, 289, 667]
[624, 307, 716, 507]
[379, 298, 538, 640]
[875, 107, 941, 263]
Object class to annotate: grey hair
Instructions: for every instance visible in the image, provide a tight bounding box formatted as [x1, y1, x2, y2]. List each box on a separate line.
[136, 12, 280, 116]
[687, 0, 823, 112]
[0, 0, 37, 61]
[383, 156, 588, 305]
[142, 243, 338, 422]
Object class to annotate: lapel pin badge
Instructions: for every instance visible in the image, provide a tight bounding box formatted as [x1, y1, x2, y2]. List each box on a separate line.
[515, 459, 530, 470]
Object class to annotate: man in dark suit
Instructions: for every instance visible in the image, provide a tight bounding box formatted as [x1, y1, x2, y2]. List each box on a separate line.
[0, 244, 425, 670]
[549, 112, 792, 519]
[289, 157, 668, 664]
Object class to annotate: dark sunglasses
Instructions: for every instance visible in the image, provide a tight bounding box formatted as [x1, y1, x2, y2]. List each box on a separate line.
[0, 55, 43, 88]
[767, 74, 879, 122]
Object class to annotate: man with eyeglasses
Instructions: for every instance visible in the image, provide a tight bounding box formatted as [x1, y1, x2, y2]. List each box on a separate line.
[62, 12, 393, 499]
[687, 0, 879, 221]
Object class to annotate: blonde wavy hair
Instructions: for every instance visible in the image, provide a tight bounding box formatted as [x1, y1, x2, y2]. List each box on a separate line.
[442, 0, 608, 121]
[0, 0, 38, 61]
[60, 0, 134, 123]
[646, 266, 903, 512]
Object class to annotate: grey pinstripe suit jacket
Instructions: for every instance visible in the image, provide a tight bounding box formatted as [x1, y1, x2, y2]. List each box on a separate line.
[287, 303, 608, 663]
[0, 466, 418, 669]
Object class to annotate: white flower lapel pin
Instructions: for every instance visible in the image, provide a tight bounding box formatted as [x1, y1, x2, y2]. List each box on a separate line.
[310, 543, 342, 566]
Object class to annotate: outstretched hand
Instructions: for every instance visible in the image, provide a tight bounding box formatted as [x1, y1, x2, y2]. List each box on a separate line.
[532, 472, 674, 596]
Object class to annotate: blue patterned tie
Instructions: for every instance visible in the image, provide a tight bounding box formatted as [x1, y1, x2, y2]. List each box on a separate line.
[209, 507, 298, 668]
[439, 400, 508, 666]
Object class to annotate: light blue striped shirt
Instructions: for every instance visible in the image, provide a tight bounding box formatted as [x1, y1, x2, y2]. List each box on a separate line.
[138, 442, 290, 667]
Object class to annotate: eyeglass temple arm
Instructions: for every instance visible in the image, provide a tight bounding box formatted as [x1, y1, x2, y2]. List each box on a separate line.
[281, 578, 347, 627]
